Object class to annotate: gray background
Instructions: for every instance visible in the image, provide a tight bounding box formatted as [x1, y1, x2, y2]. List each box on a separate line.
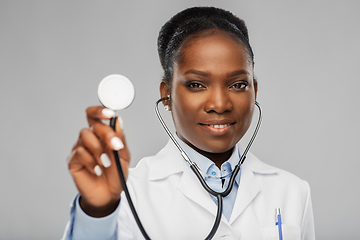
[0, 1, 359, 239]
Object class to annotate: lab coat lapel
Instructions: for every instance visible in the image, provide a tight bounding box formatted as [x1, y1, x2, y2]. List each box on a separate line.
[149, 140, 217, 215]
[229, 157, 261, 224]
[177, 166, 218, 216]
[229, 147, 278, 224]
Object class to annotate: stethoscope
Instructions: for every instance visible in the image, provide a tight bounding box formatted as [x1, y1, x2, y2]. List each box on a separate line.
[98, 74, 262, 240]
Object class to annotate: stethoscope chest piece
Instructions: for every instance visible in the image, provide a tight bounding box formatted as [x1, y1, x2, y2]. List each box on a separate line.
[98, 74, 135, 110]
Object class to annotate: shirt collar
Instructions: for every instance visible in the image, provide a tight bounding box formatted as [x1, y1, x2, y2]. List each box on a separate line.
[174, 134, 241, 182]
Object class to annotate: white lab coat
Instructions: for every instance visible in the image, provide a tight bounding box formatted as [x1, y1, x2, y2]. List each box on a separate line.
[116, 140, 315, 240]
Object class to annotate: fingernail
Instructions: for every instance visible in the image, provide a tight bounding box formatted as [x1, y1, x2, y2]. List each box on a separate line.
[117, 116, 124, 129]
[102, 108, 115, 118]
[111, 137, 124, 150]
[100, 153, 111, 168]
[94, 165, 102, 176]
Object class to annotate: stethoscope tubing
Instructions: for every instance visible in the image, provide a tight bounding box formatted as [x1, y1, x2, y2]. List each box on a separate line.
[110, 117, 151, 240]
[111, 97, 262, 240]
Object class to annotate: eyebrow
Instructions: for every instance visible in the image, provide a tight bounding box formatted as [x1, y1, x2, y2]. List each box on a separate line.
[183, 69, 250, 77]
[183, 70, 209, 77]
[227, 70, 250, 77]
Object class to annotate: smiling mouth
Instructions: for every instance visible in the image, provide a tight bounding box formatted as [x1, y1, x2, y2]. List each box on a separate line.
[199, 122, 235, 129]
[208, 124, 232, 129]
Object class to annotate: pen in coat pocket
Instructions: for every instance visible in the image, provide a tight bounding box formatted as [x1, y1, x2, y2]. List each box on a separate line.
[275, 208, 283, 240]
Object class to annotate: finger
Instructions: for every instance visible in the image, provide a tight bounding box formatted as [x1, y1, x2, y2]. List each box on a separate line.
[102, 138, 130, 171]
[78, 127, 125, 171]
[115, 132, 130, 165]
[115, 116, 124, 134]
[86, 106, 116, 127]
[101, 116, 130, 175]
[77, 117, 126, 169]
[102, 144, 130, 192]
[92, 123, 124, 152]
[69, 145, 103, 177]
[100, 149, 127, 193]
[78, 128, 106, 165]
[111, 116, 130, 164]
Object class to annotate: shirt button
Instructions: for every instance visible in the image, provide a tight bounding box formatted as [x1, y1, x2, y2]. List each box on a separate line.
[212, 172, 216, 176]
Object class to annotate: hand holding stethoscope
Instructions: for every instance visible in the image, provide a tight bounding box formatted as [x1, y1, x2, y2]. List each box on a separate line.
[67, 75, 133, 218]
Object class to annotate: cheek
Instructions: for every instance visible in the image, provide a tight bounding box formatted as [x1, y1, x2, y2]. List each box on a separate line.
[171, 93, 197, 126]
[239, 99, 254, 116]
[234, 94, 256, 132]
[170, 86, 203, 136]
[242, 104, 254, 128]
[243, 103, 256, 131]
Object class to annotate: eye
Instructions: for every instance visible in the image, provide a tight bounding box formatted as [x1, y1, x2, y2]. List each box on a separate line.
[186, 82, 205, 89]
[230, 82, 249, 90]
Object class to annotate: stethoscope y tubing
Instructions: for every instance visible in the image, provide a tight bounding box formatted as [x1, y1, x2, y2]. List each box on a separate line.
[111, 98, 262, 240]
[155, 97, 263, 198]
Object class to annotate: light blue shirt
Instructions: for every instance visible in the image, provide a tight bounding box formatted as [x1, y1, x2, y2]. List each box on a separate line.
[66, 138, 242, 239]
[66, 194, 118, 240]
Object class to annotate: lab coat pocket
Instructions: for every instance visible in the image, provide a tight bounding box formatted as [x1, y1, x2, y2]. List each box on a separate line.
[263, 225, 301, 240]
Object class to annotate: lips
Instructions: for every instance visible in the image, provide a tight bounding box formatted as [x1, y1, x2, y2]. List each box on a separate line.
[199, 120, 236, 135]
[199, 119, 235, 126]
[207, 124, 232, 129]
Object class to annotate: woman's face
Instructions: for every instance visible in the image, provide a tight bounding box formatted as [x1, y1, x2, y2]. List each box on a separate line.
[161, 31, 257, 160]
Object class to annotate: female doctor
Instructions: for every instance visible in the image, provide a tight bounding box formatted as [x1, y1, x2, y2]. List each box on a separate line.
[63, 6, 315, 240]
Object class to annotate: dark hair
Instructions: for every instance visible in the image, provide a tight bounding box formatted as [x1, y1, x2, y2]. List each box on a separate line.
[157, 6, 254, 83]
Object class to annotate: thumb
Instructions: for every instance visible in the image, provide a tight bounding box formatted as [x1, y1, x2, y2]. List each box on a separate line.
[115, 116, 124, 133]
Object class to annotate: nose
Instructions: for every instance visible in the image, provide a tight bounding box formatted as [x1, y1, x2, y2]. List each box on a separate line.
[204, 87, 233, 114]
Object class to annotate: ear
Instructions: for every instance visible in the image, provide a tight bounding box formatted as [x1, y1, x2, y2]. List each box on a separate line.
[160, 80, 171, 106]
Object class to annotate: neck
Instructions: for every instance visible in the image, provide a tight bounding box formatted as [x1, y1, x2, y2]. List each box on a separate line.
[175, 133, 234, 168]
[190, 145, 234, 169]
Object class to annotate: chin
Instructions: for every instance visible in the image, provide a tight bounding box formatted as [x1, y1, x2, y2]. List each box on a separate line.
[196, 139, 237, 154]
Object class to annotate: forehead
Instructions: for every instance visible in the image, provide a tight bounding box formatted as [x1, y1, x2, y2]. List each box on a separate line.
[175, 31, 253, 76]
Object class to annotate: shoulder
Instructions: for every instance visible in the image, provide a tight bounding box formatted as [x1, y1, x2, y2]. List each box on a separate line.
[128, 140, 185, 180]
[242, 151, 314, 233]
